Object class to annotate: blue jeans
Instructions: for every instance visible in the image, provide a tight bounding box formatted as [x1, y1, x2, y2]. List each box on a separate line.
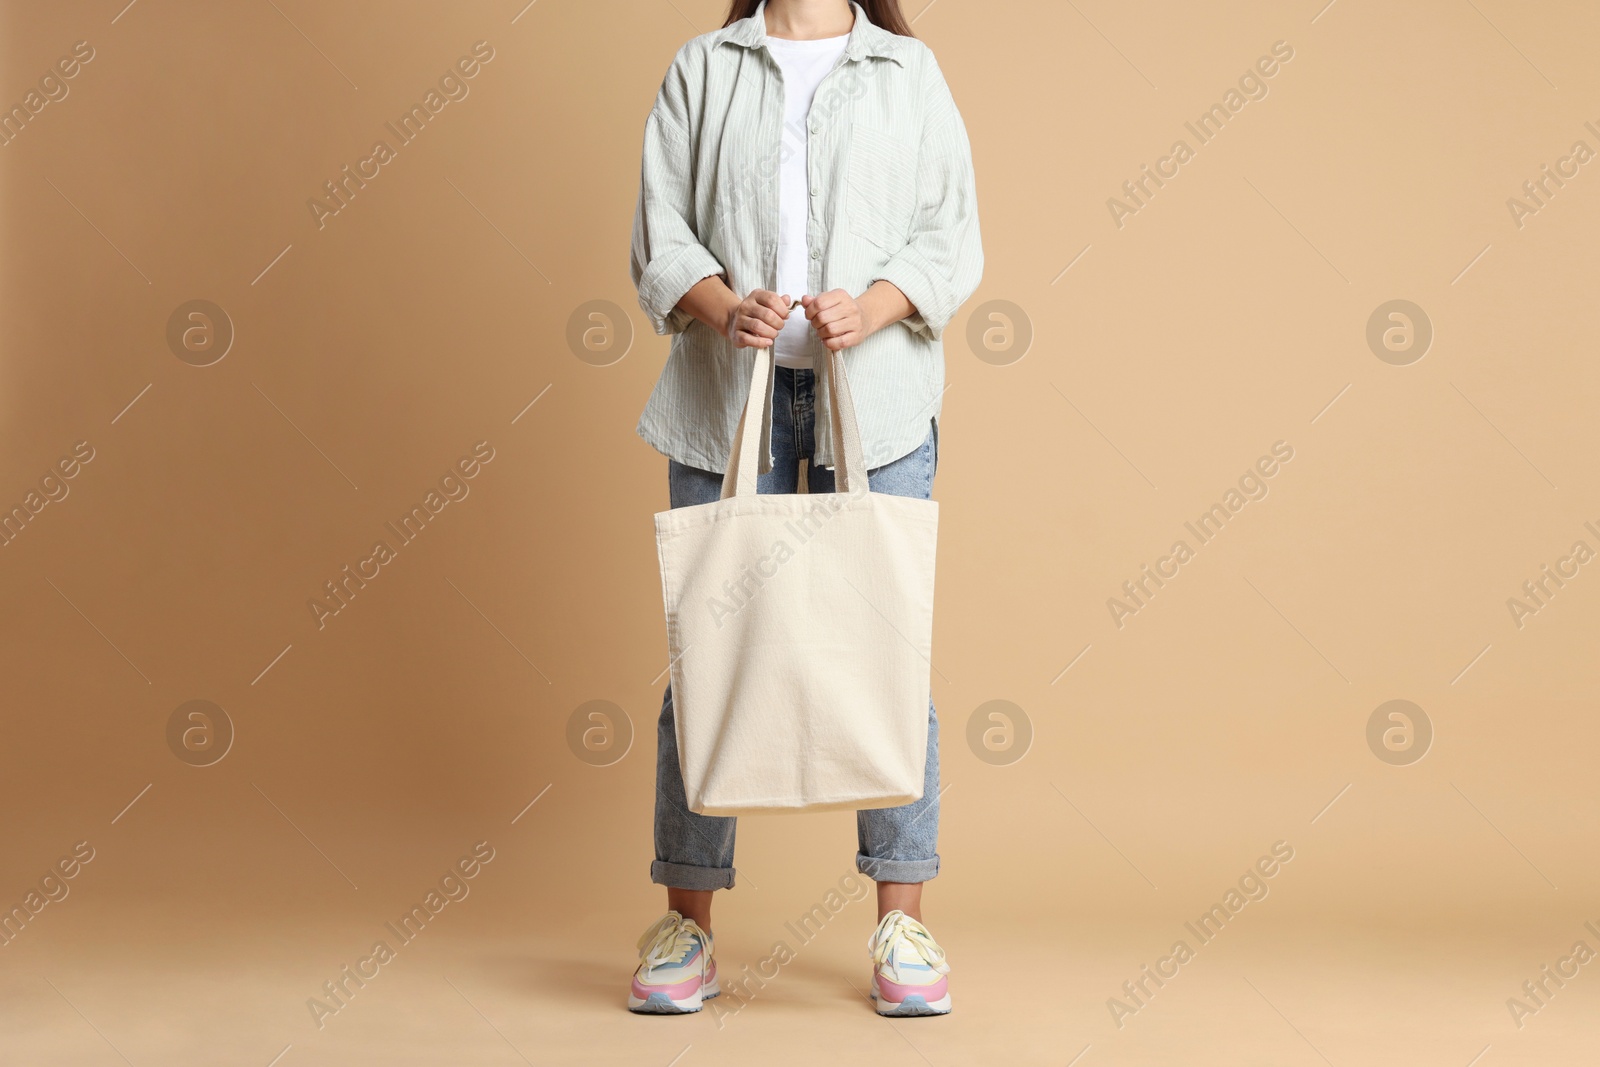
[651, 365, 942, 891]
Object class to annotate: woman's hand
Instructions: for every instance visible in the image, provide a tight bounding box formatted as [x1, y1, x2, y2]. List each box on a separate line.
[803, 281, 914, 351]
[726, 289, 793, 349]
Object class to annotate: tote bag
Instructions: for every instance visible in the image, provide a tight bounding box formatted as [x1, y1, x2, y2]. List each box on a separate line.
[654, 342, 938, 816]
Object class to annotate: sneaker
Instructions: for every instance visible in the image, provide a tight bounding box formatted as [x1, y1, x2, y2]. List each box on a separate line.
[867, 910, 951, 1016]
[628, 911, 720, 1014]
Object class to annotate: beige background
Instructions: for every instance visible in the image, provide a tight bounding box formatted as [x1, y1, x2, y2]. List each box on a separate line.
[2, 0, 1598, 1063]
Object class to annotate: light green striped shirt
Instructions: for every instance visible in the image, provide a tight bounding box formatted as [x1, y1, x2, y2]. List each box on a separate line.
[629, 0, 983, 474]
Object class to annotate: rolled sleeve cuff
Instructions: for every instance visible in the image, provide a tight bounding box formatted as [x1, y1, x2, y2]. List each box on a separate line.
[874, 247, 956, 341]
[639, 243, 725, 336]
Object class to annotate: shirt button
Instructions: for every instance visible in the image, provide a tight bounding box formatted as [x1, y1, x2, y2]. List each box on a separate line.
[811, 249, 821, 259]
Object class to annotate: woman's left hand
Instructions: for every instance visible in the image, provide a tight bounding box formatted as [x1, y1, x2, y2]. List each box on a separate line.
[804, 282, 916, 350]
[802, 289, 870, 351]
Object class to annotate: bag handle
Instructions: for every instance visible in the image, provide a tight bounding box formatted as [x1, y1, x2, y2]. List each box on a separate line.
[720, 339, 867, 499]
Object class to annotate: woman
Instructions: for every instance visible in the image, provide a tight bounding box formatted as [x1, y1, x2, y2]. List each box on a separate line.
[627, 0, 982, 1016]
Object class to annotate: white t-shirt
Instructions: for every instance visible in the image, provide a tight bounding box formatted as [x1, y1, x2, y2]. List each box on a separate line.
[765, 33, 850, 369]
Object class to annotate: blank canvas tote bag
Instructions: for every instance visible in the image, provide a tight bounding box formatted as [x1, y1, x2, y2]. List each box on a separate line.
[654, 343, 938, 816]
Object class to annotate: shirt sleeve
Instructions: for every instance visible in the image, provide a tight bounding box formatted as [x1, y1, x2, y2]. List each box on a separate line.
[630, 49, 727, 337]
[871, 54, 984, 341]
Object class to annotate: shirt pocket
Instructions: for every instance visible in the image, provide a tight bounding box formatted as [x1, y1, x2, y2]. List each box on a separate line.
[846, 122, 918, 253]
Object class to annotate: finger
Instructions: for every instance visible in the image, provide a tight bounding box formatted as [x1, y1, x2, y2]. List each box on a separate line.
[805, 299, 836, 325]
[811, 305, 849, 330]
[751, 300, 790, 330]
[756, 291, 792, 317]
[827, 316, 864, 340]
[747, 309, 786, 336]
[751, 306, 787, 332]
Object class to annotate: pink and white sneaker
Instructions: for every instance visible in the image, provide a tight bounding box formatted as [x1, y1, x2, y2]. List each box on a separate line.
[628, 911, 720, 1014]
[867, 910, 952, 1016]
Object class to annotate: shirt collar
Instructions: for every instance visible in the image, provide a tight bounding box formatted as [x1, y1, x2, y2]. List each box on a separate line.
[722, 0, 905, 65]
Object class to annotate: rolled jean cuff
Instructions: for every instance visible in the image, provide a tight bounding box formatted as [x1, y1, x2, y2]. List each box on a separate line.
[856, 853, 939, 884]
[651, 859, 737, 891]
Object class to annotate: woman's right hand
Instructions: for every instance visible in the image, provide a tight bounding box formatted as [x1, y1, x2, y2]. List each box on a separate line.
[725, 289, 793, 349]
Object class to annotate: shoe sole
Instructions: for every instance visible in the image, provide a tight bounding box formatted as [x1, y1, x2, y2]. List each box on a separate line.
[871, 976, 951, 1016]
[874, 993, 952, 1016]
[628, 976, 721, 1014]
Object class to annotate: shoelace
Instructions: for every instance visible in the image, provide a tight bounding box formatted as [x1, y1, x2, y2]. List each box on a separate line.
[867, 909, 951, 977]
[636, 911, 710, 969]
